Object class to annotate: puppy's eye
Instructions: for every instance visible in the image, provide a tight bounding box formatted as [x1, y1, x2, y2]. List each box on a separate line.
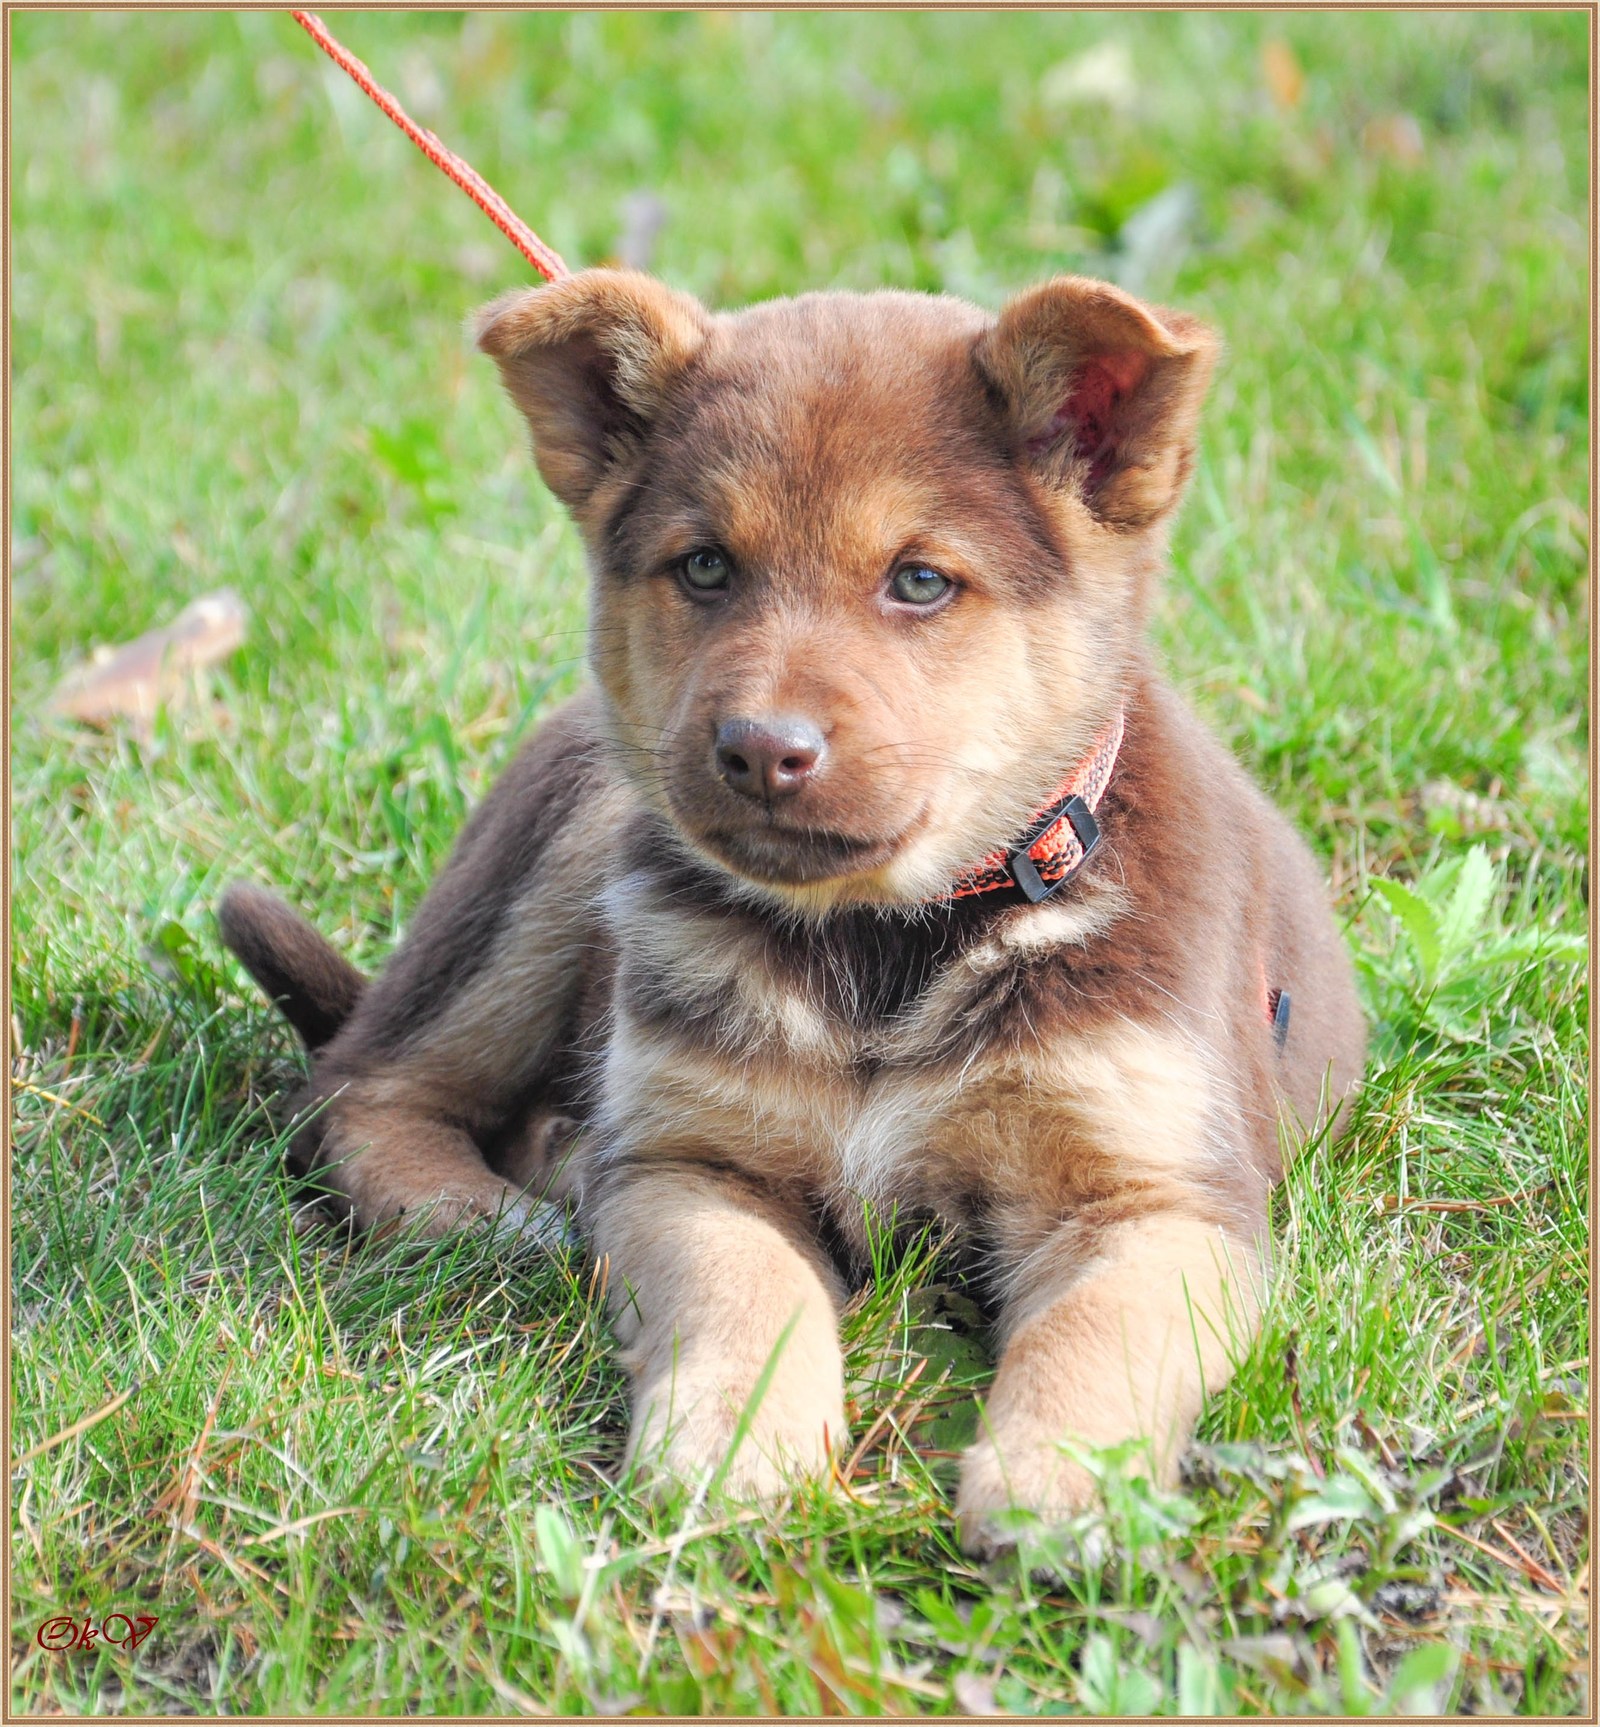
[889, 564, 952, 607]
[681, 549, 732, 594]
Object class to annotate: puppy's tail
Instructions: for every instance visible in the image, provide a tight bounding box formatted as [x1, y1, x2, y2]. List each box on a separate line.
[218, 881, 366, 1053]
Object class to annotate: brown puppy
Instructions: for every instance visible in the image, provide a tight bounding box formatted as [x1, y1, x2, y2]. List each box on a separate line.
[220, 270, 1365, 1554]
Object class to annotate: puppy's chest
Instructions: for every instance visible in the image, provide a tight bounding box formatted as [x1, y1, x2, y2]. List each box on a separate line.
[599, 894, 1086, 1217]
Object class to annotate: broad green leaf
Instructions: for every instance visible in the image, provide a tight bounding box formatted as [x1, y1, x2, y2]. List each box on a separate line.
[1369, 877, 1444, 982]
[150, 920, 199, 988]
[1176, 1644, 1235, 1716]
[1336, 1619, 1377, 1713]
[1331, 1444, 1398, 1514]
[1436, 844, 1496, 962]
[1076, 1635, 1161, 1715]
[1288, 1564, 1379, 1626]
[1286, 1472, 1383, 1531]
[1387, 1640, 1457, 1713]
[1452, 929, 1586, 967]
[1418, 853, 1465, 905]
[533, 1502, 585, 1601]
[1114, 1666, 1162, 1716]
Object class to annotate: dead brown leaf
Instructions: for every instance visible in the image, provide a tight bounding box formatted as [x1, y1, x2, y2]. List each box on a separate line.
[1262, 40, 1305, 111]
[49, 588, 248, 728]
[1363, 113, 1426, 166]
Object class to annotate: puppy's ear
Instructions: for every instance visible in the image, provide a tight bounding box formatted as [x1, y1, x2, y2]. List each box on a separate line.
[474, 268, 711, 512]
[977, 276, 1217, 532]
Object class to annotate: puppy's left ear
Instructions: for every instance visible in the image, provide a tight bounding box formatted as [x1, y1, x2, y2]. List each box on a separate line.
[976, 276, 1218, 532]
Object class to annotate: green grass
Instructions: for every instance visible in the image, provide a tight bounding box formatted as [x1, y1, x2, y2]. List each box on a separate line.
[11, 9, 1588, 1714]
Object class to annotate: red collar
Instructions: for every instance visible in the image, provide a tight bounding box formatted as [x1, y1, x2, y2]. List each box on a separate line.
[946, 707, 1125, 903]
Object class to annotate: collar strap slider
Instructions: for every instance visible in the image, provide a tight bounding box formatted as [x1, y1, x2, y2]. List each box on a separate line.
[946, 706, 1124, 903]
[1009, 794, 1101, 902]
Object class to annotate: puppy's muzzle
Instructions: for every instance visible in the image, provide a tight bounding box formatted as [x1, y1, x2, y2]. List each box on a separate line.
[714, 715, 826, 803]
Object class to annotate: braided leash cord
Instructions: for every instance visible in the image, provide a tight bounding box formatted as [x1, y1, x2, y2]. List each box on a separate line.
[291, 10, 568, 283]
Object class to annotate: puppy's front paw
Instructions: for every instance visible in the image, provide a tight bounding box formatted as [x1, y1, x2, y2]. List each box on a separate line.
[628, 1369, 842, 1501]
[955, 1432, 1100, 1558]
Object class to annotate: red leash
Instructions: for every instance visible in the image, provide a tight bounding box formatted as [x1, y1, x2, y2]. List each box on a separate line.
[290, 11, 568, 283]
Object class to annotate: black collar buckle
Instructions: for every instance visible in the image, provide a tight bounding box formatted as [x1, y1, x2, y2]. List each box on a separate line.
[1007, 794, 1102, 904]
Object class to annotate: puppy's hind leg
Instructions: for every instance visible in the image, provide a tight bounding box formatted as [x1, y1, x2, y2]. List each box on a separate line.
[315, 1092, 556, 1244]
[497, 1110, 587, 1208]
[218, 882, 536, 1237]
[226, 690, 618, 1241]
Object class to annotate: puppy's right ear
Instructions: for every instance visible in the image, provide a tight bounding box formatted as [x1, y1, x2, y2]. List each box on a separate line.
[473, 269, 711, 513]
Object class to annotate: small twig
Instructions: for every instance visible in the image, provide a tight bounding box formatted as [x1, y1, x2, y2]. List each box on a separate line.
[829, 1442, 873, 1508]
[1491, 1516, 1570, 1594]
[1443, 1523, 1565, 1594]
[63, 1000, 83, 1076]
[157, 1364, 233, 1539]
[487, 1672, 551, 1715]
[842, 1355, 928, 1480]
[10, 1078, 105, 1128]
[1380, 1186, 1550, 1214]
[1352, 1408, 1399, 1470]
[15, 1481, 44, 1562]
[181, 1525, 292, 1596]
[244, 1505, 366, 1545]
[619, 1507, 769, 1564]
[12, 1381, 140, 1467]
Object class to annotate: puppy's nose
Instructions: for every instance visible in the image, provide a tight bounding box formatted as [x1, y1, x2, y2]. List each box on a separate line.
[714, 716, 826, 801]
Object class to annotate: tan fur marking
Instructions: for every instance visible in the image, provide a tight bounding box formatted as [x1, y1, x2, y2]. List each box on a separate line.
[596, 1015, 844, 1178]
[1016, 1025, 1229, 1179]
[607, 879, 846, 1060]
[958, 1214, 1262, 1552]
[594, 1166, 846, 1494]
[982, 881, 1131, 959]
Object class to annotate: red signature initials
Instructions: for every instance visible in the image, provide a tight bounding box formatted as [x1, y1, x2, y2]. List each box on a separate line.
[36, 1614, 159, 1653]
